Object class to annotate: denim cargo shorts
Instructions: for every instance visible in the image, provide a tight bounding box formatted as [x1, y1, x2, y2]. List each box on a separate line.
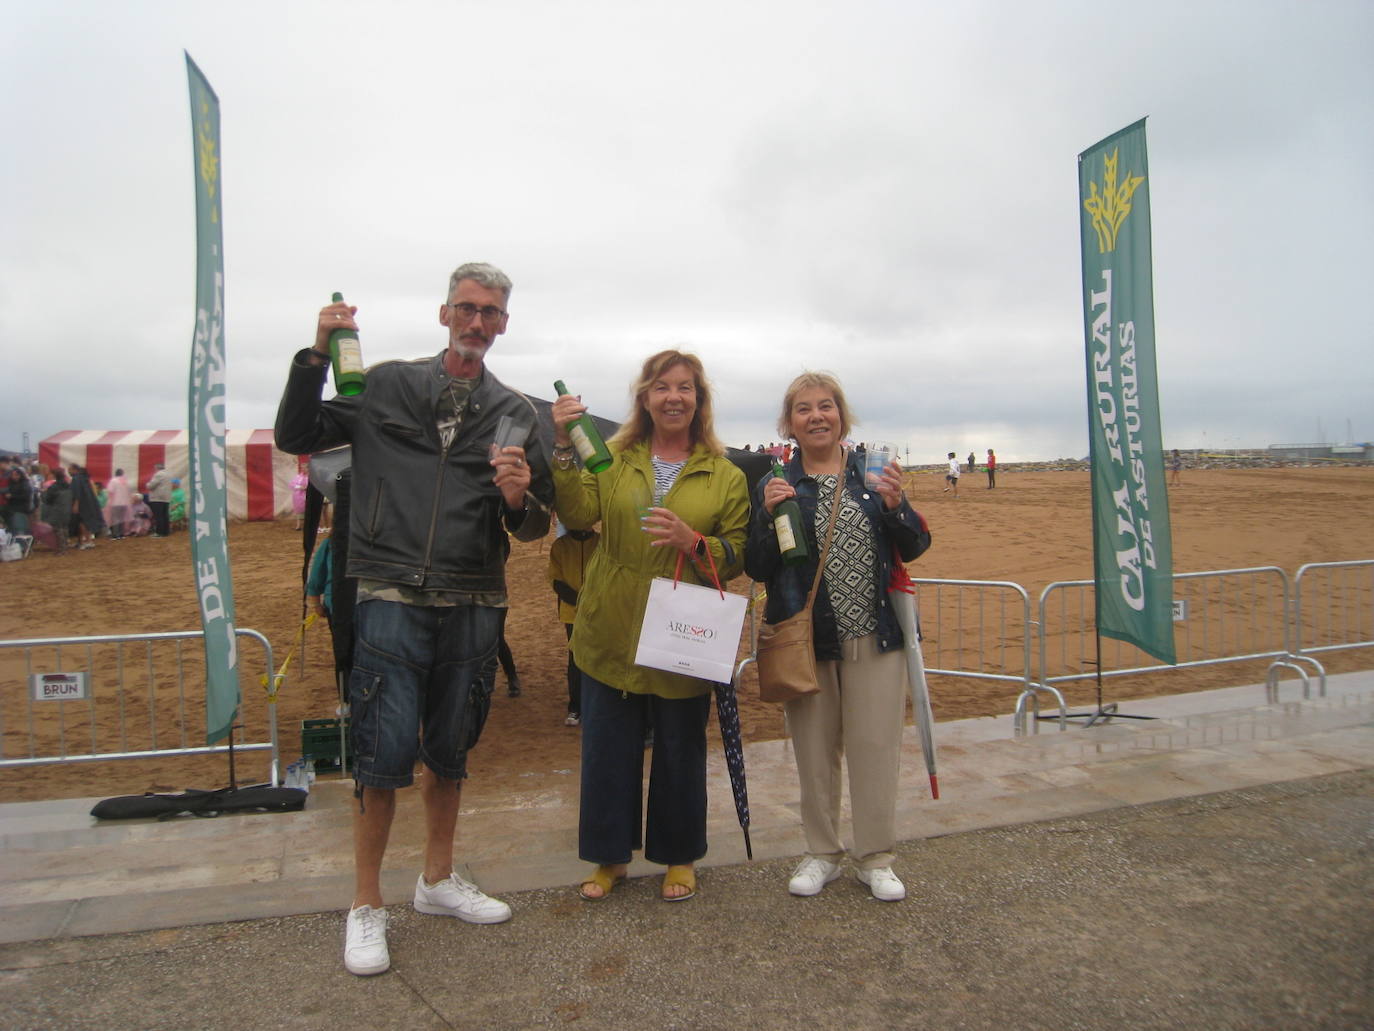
[348, 599, 502, 790]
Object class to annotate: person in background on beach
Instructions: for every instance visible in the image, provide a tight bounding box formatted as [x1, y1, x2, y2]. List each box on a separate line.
[746, 371, 931, 901]
[548, 516, 600, 727]
[29, 463, 46, 514]
[306, 530, 334, 625]
[169, 478, 187, 531]
[490, 612, 522, 698]
[967, 451, 976, 473]
[107, 469, 133, 540]
[145, 464, 172, 538]
[67, 464, 105, 549]
[41, 469, 71, 555]
[128, 492, 154, 536]
[291, 466, 309, 531]
[943, 452, 960, 496]
[986, 448, 997, 489]
[3, 466, 32, 536]
[551, 350, 748, 904]
[275, 261, 553, 978]
[1169, 449, 1182, 486]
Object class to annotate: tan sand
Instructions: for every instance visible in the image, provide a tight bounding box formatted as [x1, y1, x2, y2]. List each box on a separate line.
[1, 465, 1370, 803]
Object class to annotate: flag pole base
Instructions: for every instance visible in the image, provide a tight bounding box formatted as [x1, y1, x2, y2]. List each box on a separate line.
[1036, 702, 1157, 728]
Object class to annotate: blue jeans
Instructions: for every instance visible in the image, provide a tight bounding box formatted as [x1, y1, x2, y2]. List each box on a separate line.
[348, 599, 501, 790]
[578, 674, 710, 866]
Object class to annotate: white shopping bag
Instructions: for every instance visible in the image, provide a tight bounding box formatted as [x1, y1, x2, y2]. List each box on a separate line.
[634, 575, 747, 683]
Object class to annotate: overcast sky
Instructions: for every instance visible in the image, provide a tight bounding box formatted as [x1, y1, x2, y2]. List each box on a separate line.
[3, 0, 1370, 463]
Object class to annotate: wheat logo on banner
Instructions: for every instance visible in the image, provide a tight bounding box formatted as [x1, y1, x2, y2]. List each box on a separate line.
[1083, 149, 1145, 253]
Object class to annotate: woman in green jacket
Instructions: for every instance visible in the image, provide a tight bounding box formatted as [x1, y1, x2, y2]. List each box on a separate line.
[551, 350, 749, 903]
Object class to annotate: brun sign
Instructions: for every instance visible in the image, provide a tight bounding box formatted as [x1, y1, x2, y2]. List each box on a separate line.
[31, 673, 89, 702]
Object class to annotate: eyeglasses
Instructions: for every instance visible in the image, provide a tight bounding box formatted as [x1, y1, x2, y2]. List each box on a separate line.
[447, 302, 507, 323]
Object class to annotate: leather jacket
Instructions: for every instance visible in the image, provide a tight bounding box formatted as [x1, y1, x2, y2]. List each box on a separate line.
[275, 349, 552, 594]
[744, 449, 931, 659]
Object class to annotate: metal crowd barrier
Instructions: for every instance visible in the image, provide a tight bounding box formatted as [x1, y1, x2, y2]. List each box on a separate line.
[0, 628, 281, 784]
[742, 565, 1362, 735]
[1293, 560, 1374, 662]
[16, 563, 1363, 780]
[910, 578, 1063, 733]
[1034, 567, 1326, 725]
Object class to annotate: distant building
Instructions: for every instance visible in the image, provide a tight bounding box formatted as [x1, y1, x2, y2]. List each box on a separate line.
[1268, 443, 1373, 463]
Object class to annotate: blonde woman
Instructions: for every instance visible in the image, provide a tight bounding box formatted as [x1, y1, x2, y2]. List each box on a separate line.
[551, 350, 749, 903]
[746, 371, 931, 900]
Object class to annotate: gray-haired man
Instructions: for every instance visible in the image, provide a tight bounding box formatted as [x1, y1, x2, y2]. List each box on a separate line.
[275, 262, 553, 976]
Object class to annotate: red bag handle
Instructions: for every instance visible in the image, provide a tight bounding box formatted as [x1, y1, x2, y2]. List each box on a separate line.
[672, 534, 725, 599]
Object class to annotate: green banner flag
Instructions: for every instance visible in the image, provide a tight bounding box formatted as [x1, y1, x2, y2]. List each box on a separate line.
[186, 54, 240, 744]
[1078, 119, 1176, 665]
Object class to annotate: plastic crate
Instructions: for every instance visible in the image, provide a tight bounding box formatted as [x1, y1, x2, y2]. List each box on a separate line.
[301, 717, 353, 772]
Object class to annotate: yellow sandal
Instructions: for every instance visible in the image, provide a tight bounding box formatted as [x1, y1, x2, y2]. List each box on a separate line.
[661, 864, 696, 902]
[579, 865, 625, 900]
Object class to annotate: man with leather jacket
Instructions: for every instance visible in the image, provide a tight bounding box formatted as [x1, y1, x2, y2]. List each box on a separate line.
[275, 262, 553, 977]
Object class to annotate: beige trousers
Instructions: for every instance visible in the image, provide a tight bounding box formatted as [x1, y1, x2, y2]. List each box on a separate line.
[784, 633, 907, 870]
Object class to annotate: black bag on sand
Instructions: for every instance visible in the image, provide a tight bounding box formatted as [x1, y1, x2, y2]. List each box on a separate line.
[90, 784, 307, 821]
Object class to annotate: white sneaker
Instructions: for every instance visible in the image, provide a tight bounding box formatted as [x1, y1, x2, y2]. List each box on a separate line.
[856, 866, 906, 901]
[413, 872, 512, 924]
[344, 905, 390, 976]
[788, 857, 841, 897]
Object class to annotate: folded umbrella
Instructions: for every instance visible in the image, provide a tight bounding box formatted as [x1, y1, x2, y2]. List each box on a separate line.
[712, 679, 753, 859]
[889, 550, 939, 799]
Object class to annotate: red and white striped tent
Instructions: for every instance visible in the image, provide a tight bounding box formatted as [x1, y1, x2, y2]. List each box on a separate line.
[38, 430, 301, 521]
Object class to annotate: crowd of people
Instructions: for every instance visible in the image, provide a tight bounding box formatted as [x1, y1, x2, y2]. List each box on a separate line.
[0, 457, 186, 557]
[273, 261, 942, 978]
[5, 260, 1019, 980]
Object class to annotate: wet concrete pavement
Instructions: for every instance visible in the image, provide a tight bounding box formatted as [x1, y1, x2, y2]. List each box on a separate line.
[2, 673, 1371, 1029]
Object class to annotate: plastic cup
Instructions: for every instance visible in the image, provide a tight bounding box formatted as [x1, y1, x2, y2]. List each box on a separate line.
[864, 443, 893, 486]
[634, 482, 667, 525]
[489, 415, 528, 461]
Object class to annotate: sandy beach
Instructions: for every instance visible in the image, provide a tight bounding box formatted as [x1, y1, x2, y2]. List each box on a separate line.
[1, 464, 1370, 803]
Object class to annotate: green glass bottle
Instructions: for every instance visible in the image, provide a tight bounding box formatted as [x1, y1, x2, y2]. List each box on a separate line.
[771, 460, 808, 566]
[328, 292, 365, 397]
[554, 379, 612, 474]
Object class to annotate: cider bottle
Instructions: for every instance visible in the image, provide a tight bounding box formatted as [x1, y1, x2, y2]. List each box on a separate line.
[554, 379, 612, 473]
[771, 460, 808, 566]
[329, 292, 365, 397]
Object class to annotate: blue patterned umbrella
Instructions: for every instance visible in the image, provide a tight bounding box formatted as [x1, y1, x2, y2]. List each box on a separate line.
[713, 679, 752, 859]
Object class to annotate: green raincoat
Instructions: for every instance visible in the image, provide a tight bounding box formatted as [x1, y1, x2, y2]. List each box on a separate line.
[554, 440, 749, 699]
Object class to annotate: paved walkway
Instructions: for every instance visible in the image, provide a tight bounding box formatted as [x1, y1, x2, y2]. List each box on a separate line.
[2, 672, 1371, 1029]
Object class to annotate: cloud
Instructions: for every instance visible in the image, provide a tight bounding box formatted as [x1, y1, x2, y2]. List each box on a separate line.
[3, 0, 1372, 463]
